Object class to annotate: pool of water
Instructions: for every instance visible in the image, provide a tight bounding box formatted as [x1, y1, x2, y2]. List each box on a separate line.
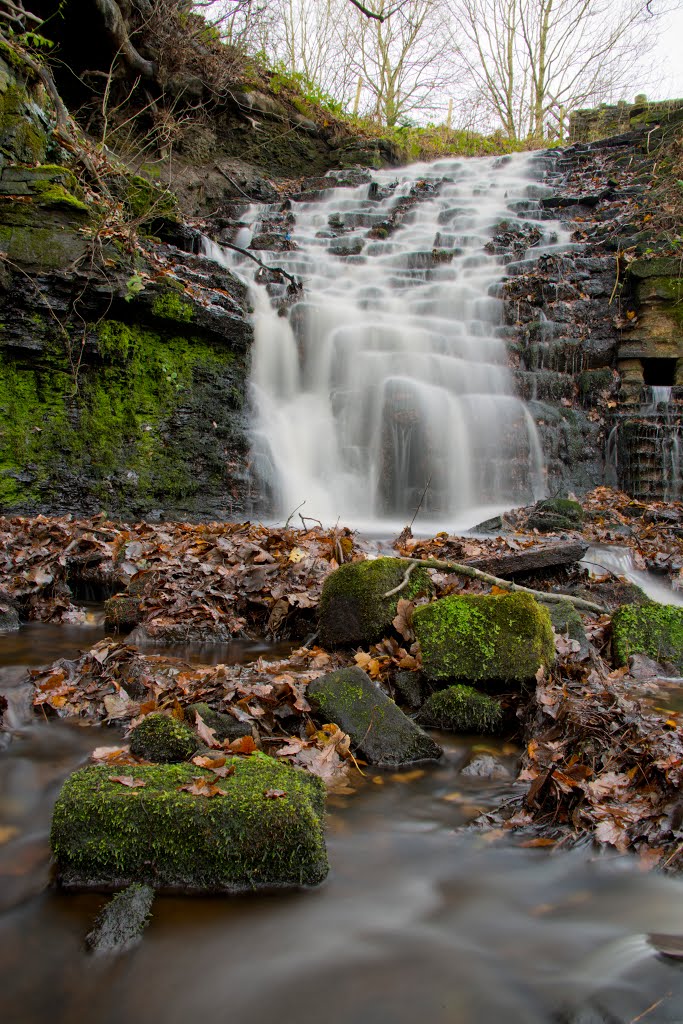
[1, 620, 683, 1024]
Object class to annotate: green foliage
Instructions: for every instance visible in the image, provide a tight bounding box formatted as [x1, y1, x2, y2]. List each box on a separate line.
[268, 61, 345, 116]
[414, 593, 555, 683]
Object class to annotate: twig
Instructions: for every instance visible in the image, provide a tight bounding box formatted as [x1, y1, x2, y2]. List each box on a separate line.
[409, 473, 432, 530]
[382, 556, 606, 613]
[383, 560, 418, 598]
[300, 514, 323, 530]
[284, 501, 305, 528]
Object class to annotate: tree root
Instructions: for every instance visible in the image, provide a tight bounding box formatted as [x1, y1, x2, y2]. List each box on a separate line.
[383, 556, 606, 614]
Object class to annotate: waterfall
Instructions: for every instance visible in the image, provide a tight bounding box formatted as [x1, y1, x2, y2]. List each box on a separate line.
[205, 152, 554, 531]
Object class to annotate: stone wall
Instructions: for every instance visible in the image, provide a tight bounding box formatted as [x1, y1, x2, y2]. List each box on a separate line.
[569, 97, 683, 143]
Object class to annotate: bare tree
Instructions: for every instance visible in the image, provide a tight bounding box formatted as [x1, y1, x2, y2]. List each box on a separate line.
[342, 0, 455, 126]
[449, 0, 664, 140]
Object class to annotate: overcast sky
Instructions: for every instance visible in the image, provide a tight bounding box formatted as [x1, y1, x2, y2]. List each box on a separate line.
[645, 6, 683, 100]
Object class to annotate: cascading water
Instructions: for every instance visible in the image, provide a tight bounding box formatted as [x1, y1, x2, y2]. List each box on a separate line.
[205, 153, 557, 531]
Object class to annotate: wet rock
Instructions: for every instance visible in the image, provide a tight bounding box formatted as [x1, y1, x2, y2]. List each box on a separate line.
[0, 596, 19, 632]
[526, 497, 585, 533]
[51, 757, 328, 891]
[307, 667, 442, 766]
[85, 883, 155, 954]
[103, 594, 142, 633]
[392, 670, 428, 709]
[188, 702, 252, 742]
[318, 558, 433, 647]
[416, 685, 503, 734]
[460, 753, 512, 779]
[129, 713, 198, 763]
[414, 593, 555, 683]
[628, 652, 668, 680]
[612, 603, 683, 673]
[249, 232, 296, 252]
[544, 599, 590, 659]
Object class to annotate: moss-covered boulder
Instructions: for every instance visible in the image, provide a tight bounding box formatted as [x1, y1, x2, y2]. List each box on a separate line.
[413, 592, 555, 683]
[544, 599, 589, 659]
[188, 702, 252, 742]
[85, 883, 155, 954]
[416, 685, 503, 734]
[526, 498, 585, 533]
[50, 757, 328, 891]
[318, 558, 432, 647]
[129, 713, 198, 763]
[611, 602, 683, 672]
[307, 666, 442, 765]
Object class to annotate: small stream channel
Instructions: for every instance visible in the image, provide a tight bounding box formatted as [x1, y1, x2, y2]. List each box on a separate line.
[2, 576, 683, 1023]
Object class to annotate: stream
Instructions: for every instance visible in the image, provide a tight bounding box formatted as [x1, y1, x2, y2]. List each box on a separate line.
[2, 614, 683, 1024]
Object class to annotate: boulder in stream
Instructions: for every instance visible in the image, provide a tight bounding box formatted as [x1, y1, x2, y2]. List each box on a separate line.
[526, 497, 585, 533]
[611, 602, 683, 673]
[416, 685, 503, 734]
[318, 558, 432, 647]
[414, 592, 555, 683]
[188, 702, 252, 743]
[51, 756, 328, 891]
[85, 883, 155, 954]
[544, 599, 590, 659]
[129, 713, 198, 763]
[307, 666, 442, 765]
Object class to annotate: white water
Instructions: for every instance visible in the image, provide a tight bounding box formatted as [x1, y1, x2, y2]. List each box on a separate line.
[205, 152, 564, 531]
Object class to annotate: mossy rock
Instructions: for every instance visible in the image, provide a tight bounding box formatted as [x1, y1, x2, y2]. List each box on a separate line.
[318, 558, 433, 647]
[188, 702, 252, 742]
[104, 594, 142, 633]
[416, 685, 503, 734]
[393, 669, 428, 709]
[50, 757, 328, 891]
[526, 498, 585, 533]
[413, 592, 555, 683]
[307, 666, 442, 766]
[85, 883, 155, 954]
[129, 713, 198, 763]
[544, 599, 589, 659]
[611, 602, 683, 672]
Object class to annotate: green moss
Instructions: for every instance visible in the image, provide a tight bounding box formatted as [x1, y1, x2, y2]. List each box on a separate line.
[318, 557, 433, 646]
[414, 592, 555, 683]
[612, 602, 683, 672]
[151, 289, 193, 323]
[579, 369, 613, 405]
[50, 757, 328, 891]
[124, 175, 177, 221]
[129, 713, 198, 763]
[0, 318, 242, 511]
[526, 497, 585, 533]
[307, 666, 442, 765]
[31, 180, 89, 213]
[416, 685, 503, 733]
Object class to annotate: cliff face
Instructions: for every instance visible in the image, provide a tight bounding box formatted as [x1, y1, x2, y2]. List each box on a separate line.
[0, 50, 252, 519]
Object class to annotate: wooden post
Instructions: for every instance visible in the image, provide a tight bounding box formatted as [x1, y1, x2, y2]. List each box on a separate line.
[446, 97, 453, 131]
[353, 77, 363, 117]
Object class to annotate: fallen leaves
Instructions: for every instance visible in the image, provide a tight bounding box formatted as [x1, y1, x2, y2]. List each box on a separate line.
[109, 775, 146, 788]
[178, 777, 227, 798]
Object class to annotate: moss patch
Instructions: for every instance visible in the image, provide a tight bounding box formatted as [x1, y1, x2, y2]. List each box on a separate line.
[188, 702, 252, 742]
[416, 685, 503, 734]
[414, 592, 555, 683]
[129, 713, 198, 763]
[526, 498, 585, 533]
[50, 757, 328, 891]
[307, 666, 442, 765]
[611, 602, 683, 672]
[104, 594, 142, 632]
[318, 557, 433, 647]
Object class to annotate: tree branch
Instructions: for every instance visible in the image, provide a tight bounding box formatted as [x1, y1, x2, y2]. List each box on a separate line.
[383, 557, 606, 614]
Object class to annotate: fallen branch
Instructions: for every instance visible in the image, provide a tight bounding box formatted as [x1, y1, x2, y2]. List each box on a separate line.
[384, 557, 606, 614]
[218, 238, 301, 288]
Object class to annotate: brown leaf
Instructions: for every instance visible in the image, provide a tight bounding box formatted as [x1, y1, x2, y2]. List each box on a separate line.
[392, 599, 415, 641]
[228, 735, 257, 755]
[109, 775, 146, 788]
[264, 789, 287, 799]
[178, 776, 227, 797]
[194, 710, 220, 748]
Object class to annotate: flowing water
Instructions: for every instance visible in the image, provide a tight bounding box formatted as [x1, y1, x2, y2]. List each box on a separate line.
[2, 626, 683, 1023]
[204, 152, 561, 532]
